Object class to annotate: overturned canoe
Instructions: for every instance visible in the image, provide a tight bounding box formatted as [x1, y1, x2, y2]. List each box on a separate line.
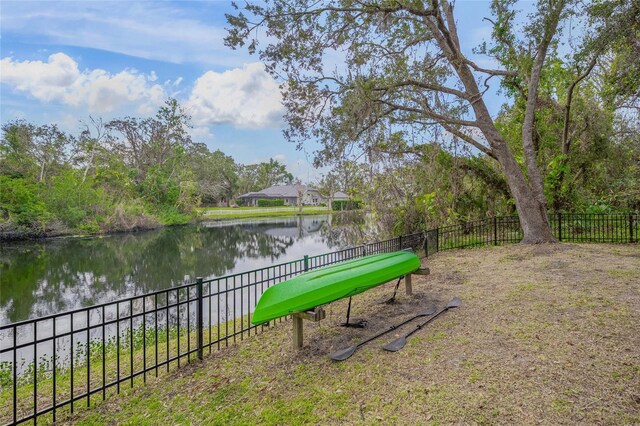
[251, 251, 421, 325]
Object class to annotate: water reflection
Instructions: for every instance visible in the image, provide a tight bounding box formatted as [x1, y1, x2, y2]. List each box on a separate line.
[0, 215, 355, 325]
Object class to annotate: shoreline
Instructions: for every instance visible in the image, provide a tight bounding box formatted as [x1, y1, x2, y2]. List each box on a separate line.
[0, 209, 341, 242]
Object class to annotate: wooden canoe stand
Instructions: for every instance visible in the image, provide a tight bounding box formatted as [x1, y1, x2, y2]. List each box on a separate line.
[292, 307, 326, 349]
[291, 267, 430, 349]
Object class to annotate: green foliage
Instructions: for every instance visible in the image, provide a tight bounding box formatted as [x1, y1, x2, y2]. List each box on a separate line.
[43, 170, 110, 229]
[331, 200, 361, 211]
[139, 166, 181, 206]
[157, 206, 191, 225]
[0, 176, 50, 227]
[257, 198, 285, 207]
[0, 101, 206, 238]
[237, 158, 293, 195]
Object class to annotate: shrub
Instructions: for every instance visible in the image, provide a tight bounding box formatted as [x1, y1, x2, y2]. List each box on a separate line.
[331, 200, 362, 211]
[44, 170, 110, 230]
[257, 198, 284, 207]
[0, 176, 50, 227]
[105, 200, 159, 232]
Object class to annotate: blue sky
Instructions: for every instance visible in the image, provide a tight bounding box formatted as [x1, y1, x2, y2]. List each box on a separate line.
[1, 1, 505, 181]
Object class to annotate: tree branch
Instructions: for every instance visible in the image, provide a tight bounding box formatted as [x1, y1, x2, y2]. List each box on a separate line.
[376, 99, 479, 127]
[372, 79, 470, 100]
[562, 55, 598, 154]
[439, 122, 496, 159]
[464, 59, 517, 77]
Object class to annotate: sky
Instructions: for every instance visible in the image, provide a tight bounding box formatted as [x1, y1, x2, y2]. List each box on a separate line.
[0, 1, 504, 181]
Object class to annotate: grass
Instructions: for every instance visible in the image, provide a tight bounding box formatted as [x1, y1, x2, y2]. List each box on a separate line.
[198, 206, 333, 220]
[23, 244, 640, 424]
[0, 314, 264, 425]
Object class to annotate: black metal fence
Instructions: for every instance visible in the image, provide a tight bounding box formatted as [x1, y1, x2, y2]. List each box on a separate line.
[0, 233, 424, 425]
[425, 212, 638, 256]
[1, 213, 637, 425]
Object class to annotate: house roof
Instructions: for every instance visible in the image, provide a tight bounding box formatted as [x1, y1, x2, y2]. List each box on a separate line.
[333, 191, 349, 199]
[238, 184, 318, 198]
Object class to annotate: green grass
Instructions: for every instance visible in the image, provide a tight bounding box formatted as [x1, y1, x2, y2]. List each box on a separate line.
[198, 206, 333, 220]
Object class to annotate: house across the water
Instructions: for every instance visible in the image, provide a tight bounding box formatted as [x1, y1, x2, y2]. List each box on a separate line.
[238, 185, 325, 206]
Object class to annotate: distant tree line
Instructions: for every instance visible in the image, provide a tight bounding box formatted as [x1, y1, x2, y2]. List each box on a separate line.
[0, 99, 296, 238]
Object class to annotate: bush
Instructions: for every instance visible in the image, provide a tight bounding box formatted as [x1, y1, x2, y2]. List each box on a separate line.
[331, 200, 362, 211]
[105, 200, 159, 232]
[257, 198, 284, 207]
[0, 176, 50, 227]
[44, 170, 110, 229]
[157, 206, 191, 225]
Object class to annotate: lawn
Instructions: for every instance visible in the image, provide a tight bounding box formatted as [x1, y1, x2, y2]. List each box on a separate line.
[198, 206, 333, 220]
[64, 243, 639, 425]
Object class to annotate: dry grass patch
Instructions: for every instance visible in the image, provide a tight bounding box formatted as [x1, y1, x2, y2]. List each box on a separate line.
[65, 244, 639, 425]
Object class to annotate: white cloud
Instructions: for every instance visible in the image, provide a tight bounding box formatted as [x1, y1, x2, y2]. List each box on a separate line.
[0, 2, 252, 67]
[1, 53, 166, 113]
[187, 62, 284, 129]
[272, 154, 287, 163]
[189, 126, 215, 142]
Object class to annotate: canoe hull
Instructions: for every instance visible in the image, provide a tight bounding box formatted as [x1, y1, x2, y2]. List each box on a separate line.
[251, 251, 421, 324]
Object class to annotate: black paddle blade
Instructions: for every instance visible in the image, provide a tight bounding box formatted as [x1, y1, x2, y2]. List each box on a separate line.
[328, 345, 357, 361]
[447, 297, 462, 309]
[382, 337, 407, 352]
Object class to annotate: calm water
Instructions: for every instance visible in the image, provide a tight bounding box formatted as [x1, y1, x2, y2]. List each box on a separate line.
[0, 215, 359, 326]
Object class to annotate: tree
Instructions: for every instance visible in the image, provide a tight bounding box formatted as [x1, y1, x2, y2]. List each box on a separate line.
[237, 158, 293, 194]
[226, 0, 638, 243]
[256, 158, 294, 188]
[189, 144, 238, 206]
[0, 120, 69, 183]
[0, 120, 37, 178]
[74, 116, 108, 184]
[106, 98, 193, 183]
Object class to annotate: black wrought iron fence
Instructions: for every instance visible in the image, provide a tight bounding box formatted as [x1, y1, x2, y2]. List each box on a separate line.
[424, 212, 637, 256]
[0, 213, 636, 425]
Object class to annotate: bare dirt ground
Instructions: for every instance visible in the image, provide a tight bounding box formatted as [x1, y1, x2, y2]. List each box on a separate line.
[68, 243, 639, 425]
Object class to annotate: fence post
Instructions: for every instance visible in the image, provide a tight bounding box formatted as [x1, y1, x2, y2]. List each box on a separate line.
[424, 231, 429, 258]
[435, 228, 439, 253]
[304, 255, 309, 272]
[398, 235, 403, 251]
[630, 213, 635, 243]
[493, 217, 498, 246]
[362, 245, 367, 257]
[557, 212, 562, 242]
[196, 277, 203, 361]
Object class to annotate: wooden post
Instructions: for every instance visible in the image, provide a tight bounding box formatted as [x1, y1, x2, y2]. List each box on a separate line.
[291, 307, 326, 349]
[405, 274, 413, 296]
[293, 316, 303, 349]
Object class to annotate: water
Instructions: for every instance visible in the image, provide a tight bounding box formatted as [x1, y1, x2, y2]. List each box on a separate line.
[0, 215, 354, 326]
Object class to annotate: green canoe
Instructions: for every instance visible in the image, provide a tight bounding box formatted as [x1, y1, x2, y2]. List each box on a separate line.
[251, 251, 421, 325]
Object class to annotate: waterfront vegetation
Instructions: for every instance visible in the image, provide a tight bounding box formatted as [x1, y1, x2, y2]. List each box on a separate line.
[0, 101, 303, 240]
[37, 243, 639, 425]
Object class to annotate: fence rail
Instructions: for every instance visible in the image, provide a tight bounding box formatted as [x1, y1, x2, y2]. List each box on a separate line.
[1, 213, 637, 425]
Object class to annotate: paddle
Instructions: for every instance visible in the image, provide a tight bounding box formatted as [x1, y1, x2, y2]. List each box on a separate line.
[382, 297, 461, 352]
[328, 304, 437, 361]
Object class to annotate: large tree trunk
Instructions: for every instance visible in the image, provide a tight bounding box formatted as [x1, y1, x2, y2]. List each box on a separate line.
[456, 68, 556, 243]
[493, 142, 557, 243]
[472, 111, 556, 243]
[425, 5, 557, 244]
